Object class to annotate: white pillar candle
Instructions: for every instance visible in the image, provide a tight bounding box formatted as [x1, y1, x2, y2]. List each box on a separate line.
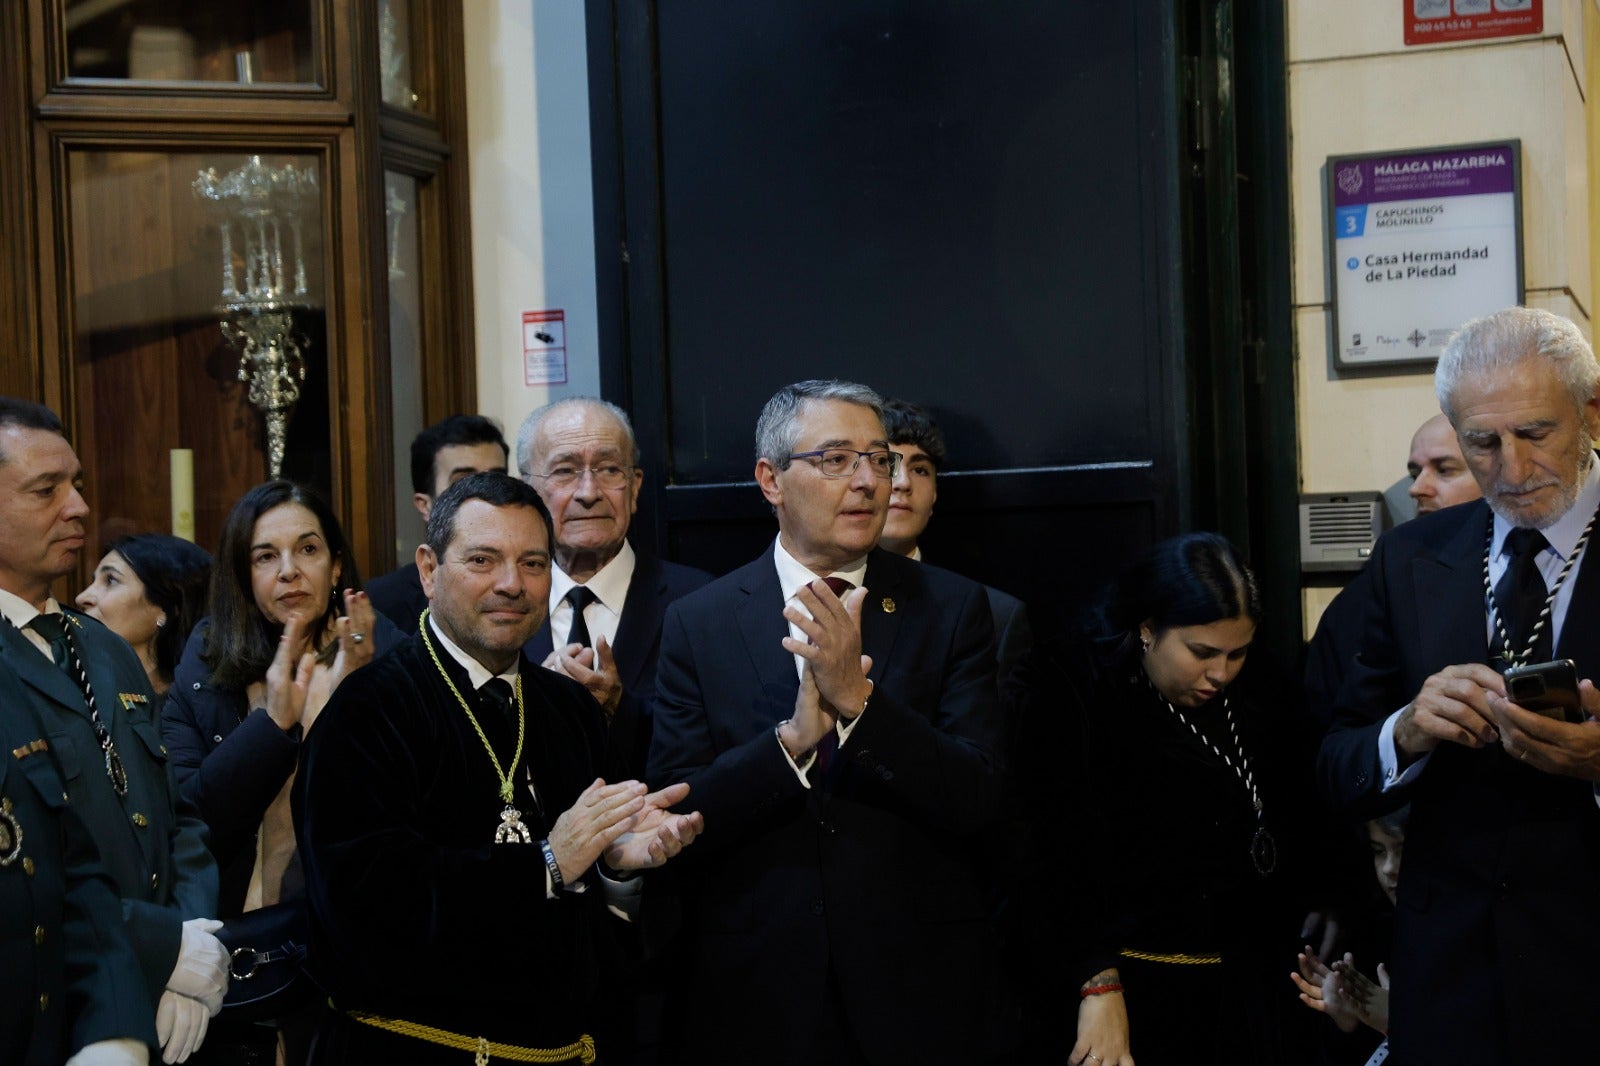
[170, 449, 195, 542]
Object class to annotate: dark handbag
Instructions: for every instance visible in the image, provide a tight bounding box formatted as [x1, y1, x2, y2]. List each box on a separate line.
[217, 900, 313, 1022]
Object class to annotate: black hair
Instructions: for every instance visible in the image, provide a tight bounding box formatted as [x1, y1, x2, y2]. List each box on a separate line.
[0, 397, 66, 461]
[410, 414, 509, 496]
[1095, 532, 1261, 646]
[1370, 804, 1410, 839]
[106, 534, 213, 684]
[880, 398, 948, 470]
[202, 481, 362, 691]
[425, 471, 552, 555]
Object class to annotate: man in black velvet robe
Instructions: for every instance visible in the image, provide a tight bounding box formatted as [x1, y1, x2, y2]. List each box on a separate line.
[294, 473, 702, 1064]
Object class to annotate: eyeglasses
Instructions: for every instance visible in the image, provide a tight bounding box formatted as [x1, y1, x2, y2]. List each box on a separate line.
[526, 464, 634, 490]
[785, 449, 900, 479]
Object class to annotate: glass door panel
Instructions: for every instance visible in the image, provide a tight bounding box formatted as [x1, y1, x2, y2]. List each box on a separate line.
[384, 169, 423, 568]
[65, 147, 330, 557]
[63, 0, 319, 85]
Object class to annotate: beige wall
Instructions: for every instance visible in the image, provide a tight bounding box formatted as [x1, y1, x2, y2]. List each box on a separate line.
[464, 2, 603, 465]
[1288, 0, 1593, 629]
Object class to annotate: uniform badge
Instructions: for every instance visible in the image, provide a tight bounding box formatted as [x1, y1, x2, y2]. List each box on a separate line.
[118, 693, 150, 711]
[881, 597, 896, 614]
[0, 806, 22, 866]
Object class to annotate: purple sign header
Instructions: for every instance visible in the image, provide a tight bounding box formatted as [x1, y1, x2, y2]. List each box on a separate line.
[1331, 144, 1516, 207]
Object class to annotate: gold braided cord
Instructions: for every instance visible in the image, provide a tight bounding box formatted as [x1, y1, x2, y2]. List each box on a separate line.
[419, 608, 526, 804]
[346, 1010, 595, 1064]
[1118, 949, 1223, 966]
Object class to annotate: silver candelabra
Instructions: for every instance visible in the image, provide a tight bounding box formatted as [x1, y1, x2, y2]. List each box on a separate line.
[193, 155, 319, 477]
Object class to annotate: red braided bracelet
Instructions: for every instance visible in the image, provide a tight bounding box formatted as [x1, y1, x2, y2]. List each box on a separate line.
[1080, 982, 1124, 998]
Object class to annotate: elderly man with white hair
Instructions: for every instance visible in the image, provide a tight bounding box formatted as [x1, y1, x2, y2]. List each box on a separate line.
[1319, 306, 1600, 1065]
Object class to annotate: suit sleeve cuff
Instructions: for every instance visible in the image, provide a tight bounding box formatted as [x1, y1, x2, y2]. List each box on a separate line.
[1379, 707, 1429, 790]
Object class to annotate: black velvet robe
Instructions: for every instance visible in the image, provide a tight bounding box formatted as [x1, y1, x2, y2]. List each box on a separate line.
[1015, 634, 1327, 1066]
[293, 628, 626, 1062]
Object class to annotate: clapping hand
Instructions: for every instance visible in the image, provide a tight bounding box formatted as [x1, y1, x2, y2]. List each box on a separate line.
[1327, 954, 1390, 1036]
[603, 781, 704, 871]
[543, 634, 623, 718]
[1292, 946, 1360, 1033]
[782, 581, 873, 719]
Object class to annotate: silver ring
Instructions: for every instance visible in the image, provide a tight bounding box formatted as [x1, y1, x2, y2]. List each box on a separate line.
[1087, 1055, 1102, 1064]
[351, 632, 365, 644]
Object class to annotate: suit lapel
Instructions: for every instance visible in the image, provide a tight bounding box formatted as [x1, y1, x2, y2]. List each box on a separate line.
[0, 617, 88, 718]
[1415, 506, 1492, 670]
[612, 554, 661, 691]
[1557, 523, 1600, 668]
[525, 622, 554, 665]
[72, 616, 130, 727]
[859, 549, 904, 685]
[735, 560, 798, 695]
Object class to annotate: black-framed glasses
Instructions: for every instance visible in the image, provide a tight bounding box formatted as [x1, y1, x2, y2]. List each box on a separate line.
[526, 464, 634, 490]
[785, 449, 900, 479]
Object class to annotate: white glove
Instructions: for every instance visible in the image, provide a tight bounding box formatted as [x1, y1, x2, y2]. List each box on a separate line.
[64, 1039, 149, 1066]
[165, 918, 228, 1015]
[154, 991, 210, 1064]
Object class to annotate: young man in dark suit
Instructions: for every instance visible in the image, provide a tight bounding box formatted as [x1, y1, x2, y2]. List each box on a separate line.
[366, 413, 510, 634]
[648, 380, 1007, 1065]
[516, 397, 709, 777]
[0, 397, 223, 1064]
[1318, 307, 1600, 1065]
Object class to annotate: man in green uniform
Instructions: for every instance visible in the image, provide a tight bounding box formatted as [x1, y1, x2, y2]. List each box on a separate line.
[3, 664, 152, 1064]
[0, 398, 224, 1063]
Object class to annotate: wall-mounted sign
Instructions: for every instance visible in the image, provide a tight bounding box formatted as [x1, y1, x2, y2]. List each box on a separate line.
[522, 309, 568, 386]
[1405, 0, 1542, 48]
[1326, 140, 1523, 373]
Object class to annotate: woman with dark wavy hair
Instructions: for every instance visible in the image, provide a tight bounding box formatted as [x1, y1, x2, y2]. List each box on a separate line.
[160, 480, 400, 1063]
[1014, 532, 1329, 1066]
[76, 532, 212, 702]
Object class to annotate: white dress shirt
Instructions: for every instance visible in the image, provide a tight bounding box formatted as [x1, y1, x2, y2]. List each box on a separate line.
[0, 587, 66, 662]
[549, 540, 635, 649]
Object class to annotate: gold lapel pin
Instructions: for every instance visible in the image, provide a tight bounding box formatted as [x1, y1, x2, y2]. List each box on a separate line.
[881, 597, 896, 614]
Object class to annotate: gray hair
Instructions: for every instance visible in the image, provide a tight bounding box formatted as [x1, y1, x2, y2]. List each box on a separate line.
[1436, 307, 1600, 422]
[755, 380, 885, 468]
[514, 396, 640, 477]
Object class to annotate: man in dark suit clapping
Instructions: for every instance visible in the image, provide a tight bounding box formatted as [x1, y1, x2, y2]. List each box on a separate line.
[516, 398, 709, 778]
[648, 379, 1007, 1065]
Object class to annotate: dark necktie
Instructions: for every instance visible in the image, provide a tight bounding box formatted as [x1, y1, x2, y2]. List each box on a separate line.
[479, 677, 516, 728]
[1495, 528, 1552, 665]
[27, 613, 128, 796]
[564, 586, 597, 649]
[812, 577, 855, 775]
[479, 678, 539, 816]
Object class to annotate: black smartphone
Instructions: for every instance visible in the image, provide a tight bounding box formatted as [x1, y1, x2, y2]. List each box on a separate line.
[1504, 659, 1585, 724]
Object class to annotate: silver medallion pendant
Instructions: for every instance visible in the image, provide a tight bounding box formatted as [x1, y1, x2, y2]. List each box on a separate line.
[495, 805, 534, 844]
[1251, 825, 1277, 877]
[0, 806, 21, 866]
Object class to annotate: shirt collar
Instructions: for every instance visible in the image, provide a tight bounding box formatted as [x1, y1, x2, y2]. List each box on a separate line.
[0, 588, 62, 631]
[908, 545, 923, 563]
[550, 539, 635, 613]
[771, 537, 869, 601]
[425, 614, 519, 691]
[1491, 454, 1600, 562]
